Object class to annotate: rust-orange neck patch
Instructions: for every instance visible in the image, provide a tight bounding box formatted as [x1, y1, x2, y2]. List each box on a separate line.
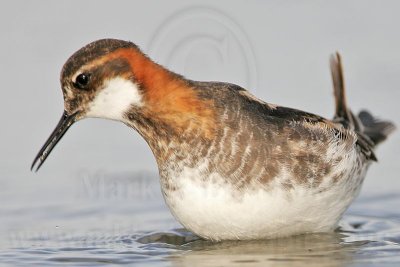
[116, 47, 216, 140]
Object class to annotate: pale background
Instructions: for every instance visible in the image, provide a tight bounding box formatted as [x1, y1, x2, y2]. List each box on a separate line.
[0, 0, 399, 242]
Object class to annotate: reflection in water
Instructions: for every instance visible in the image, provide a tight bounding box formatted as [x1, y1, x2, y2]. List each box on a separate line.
[140, 230, 358, 267]
[171, 233, 357, 267]
[136, 214, 400, 267]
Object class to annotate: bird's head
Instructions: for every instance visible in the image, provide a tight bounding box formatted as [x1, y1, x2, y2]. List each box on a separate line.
[31, 39, 215, 171]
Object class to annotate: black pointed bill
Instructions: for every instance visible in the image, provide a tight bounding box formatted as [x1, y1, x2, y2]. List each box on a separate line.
[31, 111, 78, 172]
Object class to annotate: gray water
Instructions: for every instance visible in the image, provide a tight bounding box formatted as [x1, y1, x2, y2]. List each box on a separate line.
[1, 1, 400, 266]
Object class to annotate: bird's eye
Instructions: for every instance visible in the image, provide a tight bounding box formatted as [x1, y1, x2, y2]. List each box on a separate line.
[74, 73, 90, 89]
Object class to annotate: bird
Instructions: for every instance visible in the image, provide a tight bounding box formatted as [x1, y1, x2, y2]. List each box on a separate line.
[31, 39, 395, 241]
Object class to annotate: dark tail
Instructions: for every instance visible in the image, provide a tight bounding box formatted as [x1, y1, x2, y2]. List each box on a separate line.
[358, 110, 396, 145]
[330, 52, 395, 146]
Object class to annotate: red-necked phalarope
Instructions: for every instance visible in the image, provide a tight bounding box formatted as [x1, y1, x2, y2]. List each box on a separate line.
[32, 39, 395, 241]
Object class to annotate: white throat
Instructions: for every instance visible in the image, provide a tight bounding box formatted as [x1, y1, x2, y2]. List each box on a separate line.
[85, 77, 143, 121]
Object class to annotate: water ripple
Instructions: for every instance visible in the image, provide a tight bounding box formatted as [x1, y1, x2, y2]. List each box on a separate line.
[3, 213, 399, 266]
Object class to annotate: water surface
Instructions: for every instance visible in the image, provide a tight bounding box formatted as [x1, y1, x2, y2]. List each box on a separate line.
[1, 171, 399, 266]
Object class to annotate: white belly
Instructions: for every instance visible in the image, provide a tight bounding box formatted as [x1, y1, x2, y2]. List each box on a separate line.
[161, 165, 368, 241]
